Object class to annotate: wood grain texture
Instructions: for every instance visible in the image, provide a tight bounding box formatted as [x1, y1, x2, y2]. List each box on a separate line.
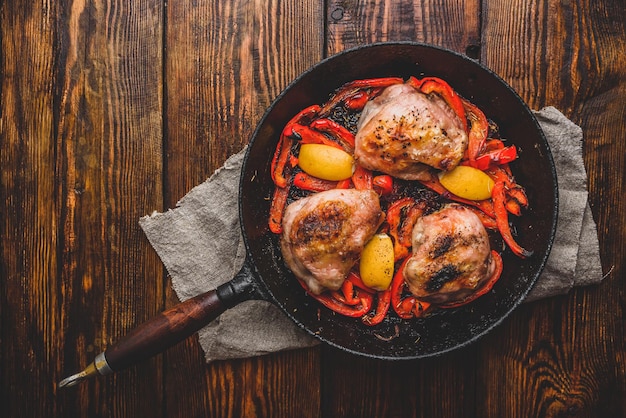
[326, 0, 481, 56]
[163, 1, 323, 417]
[1, 0, 165, 416]
[0, 2, 58, 416]
[55, 0, 165, 415]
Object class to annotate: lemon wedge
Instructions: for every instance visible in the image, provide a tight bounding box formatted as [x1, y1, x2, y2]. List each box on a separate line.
[359, 233, 395, 291]
[439, 165, 495, 201]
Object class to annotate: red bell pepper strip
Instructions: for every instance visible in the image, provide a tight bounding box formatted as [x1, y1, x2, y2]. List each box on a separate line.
[390, 258, 430, 319]
[289, 124, 345, 151]
[398, 202, 425, 247]
[492, 181, 533, 258]
[331, 279, 361, 306]
[351, 165, 373, 190]
[335, 178, 353, 189]
[505, 199, 522, 216]
[346, 271, 375, 293]
[467, 206, 498, 229]
[474, 145, 517, 171]
[268, 184, 289, 234]
[462, 99, 489, 164]
[390, 258, 413, 319]
[319, 77, 404, 116]
[271, 105, 321, 188]
[416, 77, 467, 132]
[293, 172, 338, 192]
[508, 186, 528, 208]
[373, 175, 394, 195]
[309, 118, 356, 151]
[362, 288, 391, 326]
[343, 90, 370, 111]
[289, 104, 321, 127]
[271, 134, 293, 188]
[298, 279, 373, 318]
[386, 197, 416, 260]
[440, 250, 503, 308]
[487, 166, 528, 208]
[484, 138, 505, 152]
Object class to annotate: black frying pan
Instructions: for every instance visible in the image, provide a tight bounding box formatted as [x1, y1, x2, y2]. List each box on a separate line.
[60, 42, 557, 387]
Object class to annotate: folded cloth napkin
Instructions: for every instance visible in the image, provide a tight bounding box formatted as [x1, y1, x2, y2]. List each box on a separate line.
[139, 106, 603, 362]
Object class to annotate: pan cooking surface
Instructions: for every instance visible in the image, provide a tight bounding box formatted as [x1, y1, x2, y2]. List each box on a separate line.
[240, 42, 557, 359]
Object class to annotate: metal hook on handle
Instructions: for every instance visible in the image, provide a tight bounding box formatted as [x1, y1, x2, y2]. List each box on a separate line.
[58, 352, 113, 388]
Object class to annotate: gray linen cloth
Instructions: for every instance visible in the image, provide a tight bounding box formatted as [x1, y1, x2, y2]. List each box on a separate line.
[139, 106, 603, 362]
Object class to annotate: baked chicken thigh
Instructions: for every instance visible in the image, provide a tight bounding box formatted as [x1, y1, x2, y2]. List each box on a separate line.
[403, 204, 496, 304]
[354, 83, 468, 180]
[280, 189, 384, 295]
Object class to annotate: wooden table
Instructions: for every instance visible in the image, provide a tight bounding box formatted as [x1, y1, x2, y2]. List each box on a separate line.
[2, 1, 624, 416]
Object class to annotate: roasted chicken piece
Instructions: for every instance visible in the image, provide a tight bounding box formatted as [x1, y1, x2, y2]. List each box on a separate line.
[403, 204, 496, 304]
[354, 83, 468, 180]
[281, 189, 384, 295]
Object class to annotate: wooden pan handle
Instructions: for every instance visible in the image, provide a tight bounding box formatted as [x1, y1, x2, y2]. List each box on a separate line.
[59, 263, 259, 387]
[105, 288, 225, 371]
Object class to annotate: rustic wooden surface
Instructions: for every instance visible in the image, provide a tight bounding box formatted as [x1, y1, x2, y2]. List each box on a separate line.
[1, 0, 624, 416]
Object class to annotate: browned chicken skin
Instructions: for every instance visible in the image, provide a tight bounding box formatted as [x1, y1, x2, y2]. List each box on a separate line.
[403, 204, 495, 304]
[281, 189, 384, 294]
[354, 83, 468, 180]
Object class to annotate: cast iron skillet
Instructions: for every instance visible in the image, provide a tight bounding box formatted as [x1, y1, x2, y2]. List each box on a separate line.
[239, 42, 558, 359]
[60, 42, 558, 387]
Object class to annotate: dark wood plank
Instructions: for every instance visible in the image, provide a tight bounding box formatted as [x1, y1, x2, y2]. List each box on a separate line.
[53, 0, 165, 414]
[326, 0, 481, 56]
[1, 0, 165, 416]
[477, 0, 626, 416]
[0, 2, 59, 417]
[163, 1, 324, 416]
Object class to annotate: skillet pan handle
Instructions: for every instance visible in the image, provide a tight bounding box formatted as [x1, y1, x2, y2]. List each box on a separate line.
[58, 261, 260, 388]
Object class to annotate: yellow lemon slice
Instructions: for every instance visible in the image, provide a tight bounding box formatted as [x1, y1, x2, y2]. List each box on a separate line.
[439, 165, 495, 201]
[298, 144, 355, 181]
[359, 233, 395, 291]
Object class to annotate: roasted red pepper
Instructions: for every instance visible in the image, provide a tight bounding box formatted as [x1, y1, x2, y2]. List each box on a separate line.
[271, 134, 293, 188]
[298, 279, 373, 318]
[351, 165, 373, 190]
[440, 250, 503, 308]
[362, 288, 391, 326]
[467, 206, 498, 229]
[331, 279, 361, 306]
[347, 271, 375, 293]
[293, 172, 338, 192]
[386, 197, 416, 260]
[373, 175, 394, 195]
[343, 90, 370, 111]
[487, 166, 528, 209]
[289, 124, 345, 151]
[319, 77, 404, 116]
[474, 145, 518, 171]
[462, 99, 489, 164]
[390, 258, 430, 319]
[309, 118, 356, 151]
[415, 77, 467, 132]
[268, 184, 289, 234]
[271, 105, 320, 188]
[492, 181, 533, 258]
[335, 178, 353, 189]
